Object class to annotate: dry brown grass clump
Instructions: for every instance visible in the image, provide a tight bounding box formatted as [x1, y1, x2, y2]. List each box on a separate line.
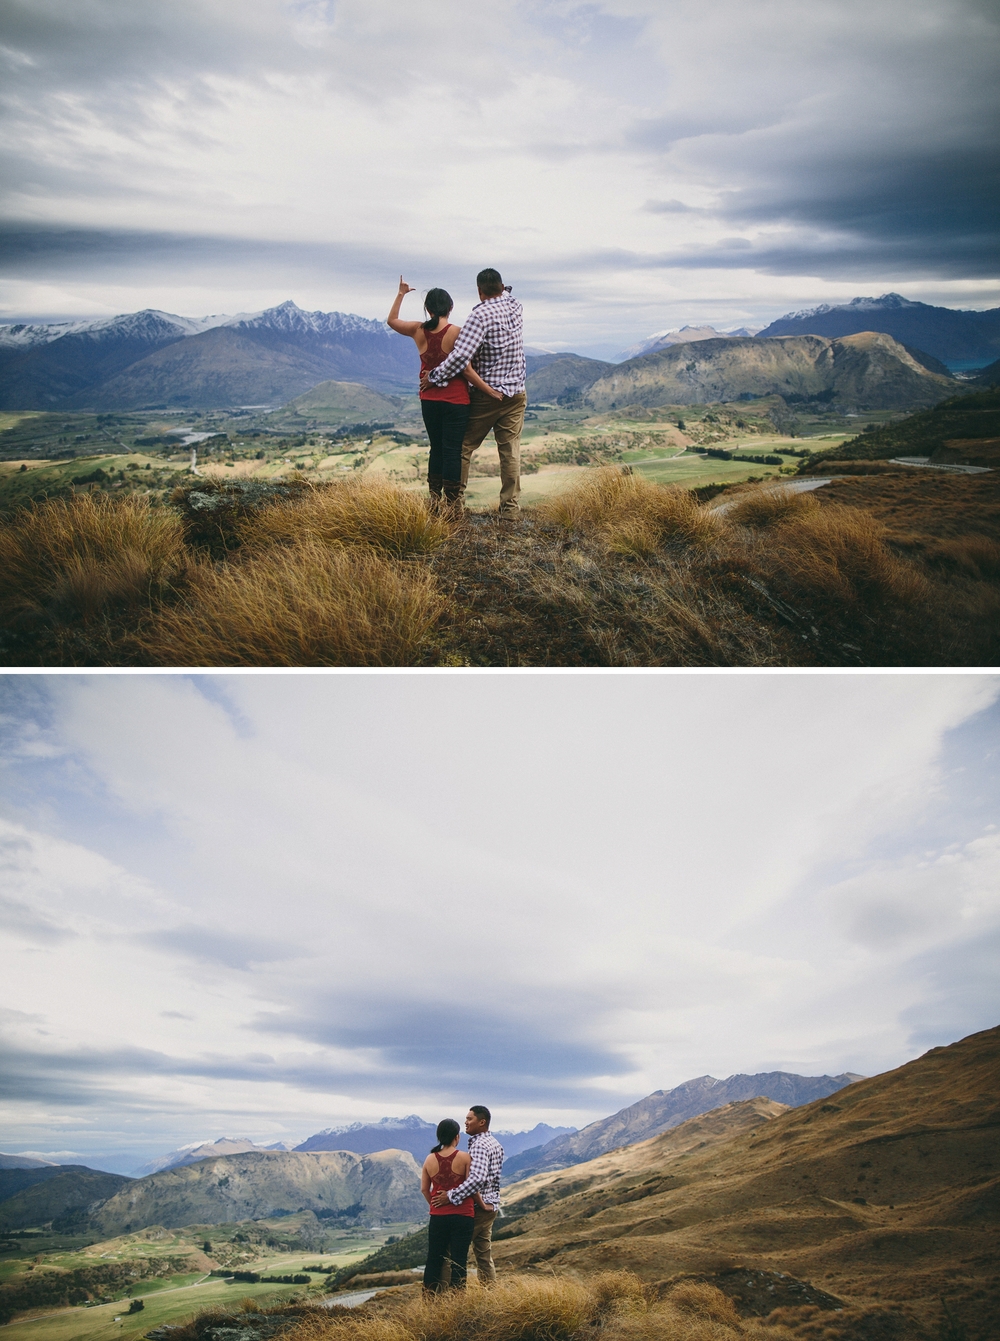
[240, 475, 453, 558]
[138, 540, 444, 666]
[537, 468, 722, 555]
[0, 493, 188, 654]
[764, 504, 929, 607]
[279, 1273, 765, 1341]
[722, 486, 820, 529]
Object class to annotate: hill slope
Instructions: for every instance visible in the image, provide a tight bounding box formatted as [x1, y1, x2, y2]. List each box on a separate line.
[89, 1149, 423, 1235]
[526, 355, 615, 403]
[0, 1166, 132, 1231]
[273, 379, 406, 427]
[803, 386, 1000, 465]
[584, 333, 955, 412]
[0, 302, 419, 410]
[494, 1025, 1000, 1338]
[757, 293, 1000, 366]
[504, 1070, 860, 1181]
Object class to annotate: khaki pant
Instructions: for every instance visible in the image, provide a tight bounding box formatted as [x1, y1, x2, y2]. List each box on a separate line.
[471, 1206, 497, 1283]
[438, 1206, 496, 1285]
[460, 389, 527, 513]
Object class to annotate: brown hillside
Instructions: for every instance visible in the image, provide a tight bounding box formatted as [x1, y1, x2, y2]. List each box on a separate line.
[494, 1026, 1000, 1338]
[502, 1098, 788, 1223]
[584, 334, 954, 412]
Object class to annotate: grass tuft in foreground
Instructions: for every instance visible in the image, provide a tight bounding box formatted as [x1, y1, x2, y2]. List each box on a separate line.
[164, 1272, 773, 1341]
[240, 475, 454, 558]
[136, 540, 445, 667]
[0, 492, 189, 663]
[1, 469, 997, 666]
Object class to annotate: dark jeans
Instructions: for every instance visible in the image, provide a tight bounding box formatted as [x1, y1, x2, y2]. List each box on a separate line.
[423, 1212, 475, 1291]
[421, 400, 470, 484]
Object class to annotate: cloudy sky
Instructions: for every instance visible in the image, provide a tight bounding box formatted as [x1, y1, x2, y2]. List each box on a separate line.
[1, 671, 998, 1174]
[0, 0, 997, 353]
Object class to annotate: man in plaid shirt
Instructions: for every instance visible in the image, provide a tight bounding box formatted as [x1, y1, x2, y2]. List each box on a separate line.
[420, 268, 526, 518]
[430, 1104, 504, 1282]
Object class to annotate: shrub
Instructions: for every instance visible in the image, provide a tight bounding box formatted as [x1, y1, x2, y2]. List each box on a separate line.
[240, 476, 453, 558]
[723, 486, 820, 529]
[537, 469, 722, 554]
[138, 540, 445, 666]
[0, 493, 188, 633]
[767, 505, 929, 608]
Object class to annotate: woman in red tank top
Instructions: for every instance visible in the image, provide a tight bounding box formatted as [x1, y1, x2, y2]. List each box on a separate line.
[420, 1117, 476, 1292]
[388, 277, 501, 511]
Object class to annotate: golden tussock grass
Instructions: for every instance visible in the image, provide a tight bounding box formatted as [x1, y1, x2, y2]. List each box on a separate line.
[0, 493, 189, 647]
[720, 486, 819, 529]
[536, 468, 722, 555]
[137, 540, 444, 666]
[277, 1273, 765, 1341]
[240, 475, 453, 558]
[762, 505, 930, 607]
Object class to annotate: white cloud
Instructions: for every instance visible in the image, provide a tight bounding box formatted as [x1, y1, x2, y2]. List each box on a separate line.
[1, 0, 996, 331]
[1, 672, 997, 1164]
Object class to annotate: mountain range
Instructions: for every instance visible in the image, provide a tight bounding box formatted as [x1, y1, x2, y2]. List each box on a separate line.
[491, 1025, 1000, 1339]
[583, 332, 956, 412]
[757, 293, 1000, 367]
[617, 324, 762, 361]
[132, 1136, 295, 1179]
[294, 1116, 576, 1164]
[503, 1069, 861, 1181]
[0, 301, 419, 410]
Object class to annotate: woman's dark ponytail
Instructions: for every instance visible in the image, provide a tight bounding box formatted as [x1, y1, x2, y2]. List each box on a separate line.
[422, 288, 453, 332]
[431, 1117, 461, 1153]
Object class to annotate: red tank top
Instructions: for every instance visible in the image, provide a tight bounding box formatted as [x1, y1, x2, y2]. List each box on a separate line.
[420, 325, 471, 404]
[429, 1149, 474, 1216]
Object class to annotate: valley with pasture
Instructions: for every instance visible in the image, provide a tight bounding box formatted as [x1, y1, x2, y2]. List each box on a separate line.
[1, 1028, 996, 1341]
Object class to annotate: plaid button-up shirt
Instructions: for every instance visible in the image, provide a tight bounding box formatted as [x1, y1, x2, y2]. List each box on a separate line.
[446, 1130, 505, 1210]
[427, 292, 525, 397]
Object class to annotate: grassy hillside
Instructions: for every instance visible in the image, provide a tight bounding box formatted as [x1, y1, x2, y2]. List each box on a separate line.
[504, 1071, 856, 1182]
[1, 467, 998, 668]
[501, 1099, 787, 1226]
[804, 385, 1000, 463]
[270, 380, 407, 428]
[487, 1025, 1000, 1339]
[0, 1169, 132, 1232]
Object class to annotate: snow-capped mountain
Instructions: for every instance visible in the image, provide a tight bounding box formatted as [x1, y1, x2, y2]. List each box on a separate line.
[295, 1115, 577, 1163]
[0, 300, 420, 409]
[131, 1136, 294, 1178]
[757, 294, 1000, 367]
[617, 324, 761, 361]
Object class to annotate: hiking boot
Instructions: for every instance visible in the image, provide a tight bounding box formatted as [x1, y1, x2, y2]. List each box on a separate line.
[427, 474, 444, 509]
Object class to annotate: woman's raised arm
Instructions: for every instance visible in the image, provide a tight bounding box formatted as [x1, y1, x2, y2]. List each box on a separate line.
[387, 276, 422, 336]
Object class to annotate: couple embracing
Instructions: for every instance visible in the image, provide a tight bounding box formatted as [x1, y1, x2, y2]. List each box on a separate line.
[388, 269, 526, 519]
[420, 1104, 504, 1293]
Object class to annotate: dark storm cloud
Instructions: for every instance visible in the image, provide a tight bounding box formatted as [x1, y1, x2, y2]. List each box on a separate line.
[249, 990, 633, 1103]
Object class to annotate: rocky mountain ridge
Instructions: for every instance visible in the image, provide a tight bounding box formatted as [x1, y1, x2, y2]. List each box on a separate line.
[91, 1149, 424, 1237]
[493, 1025, 1000, 1340]
[584, 331, 956, 412]
[757, 293, 1000, 366]
[0, 301, 419, 410]
[503, 1068, 862, 1181]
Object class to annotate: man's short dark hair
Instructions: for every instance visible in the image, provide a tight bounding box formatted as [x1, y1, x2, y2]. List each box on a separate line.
[470, 1104, 491, 1127]
[476, 269, 503, 297]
